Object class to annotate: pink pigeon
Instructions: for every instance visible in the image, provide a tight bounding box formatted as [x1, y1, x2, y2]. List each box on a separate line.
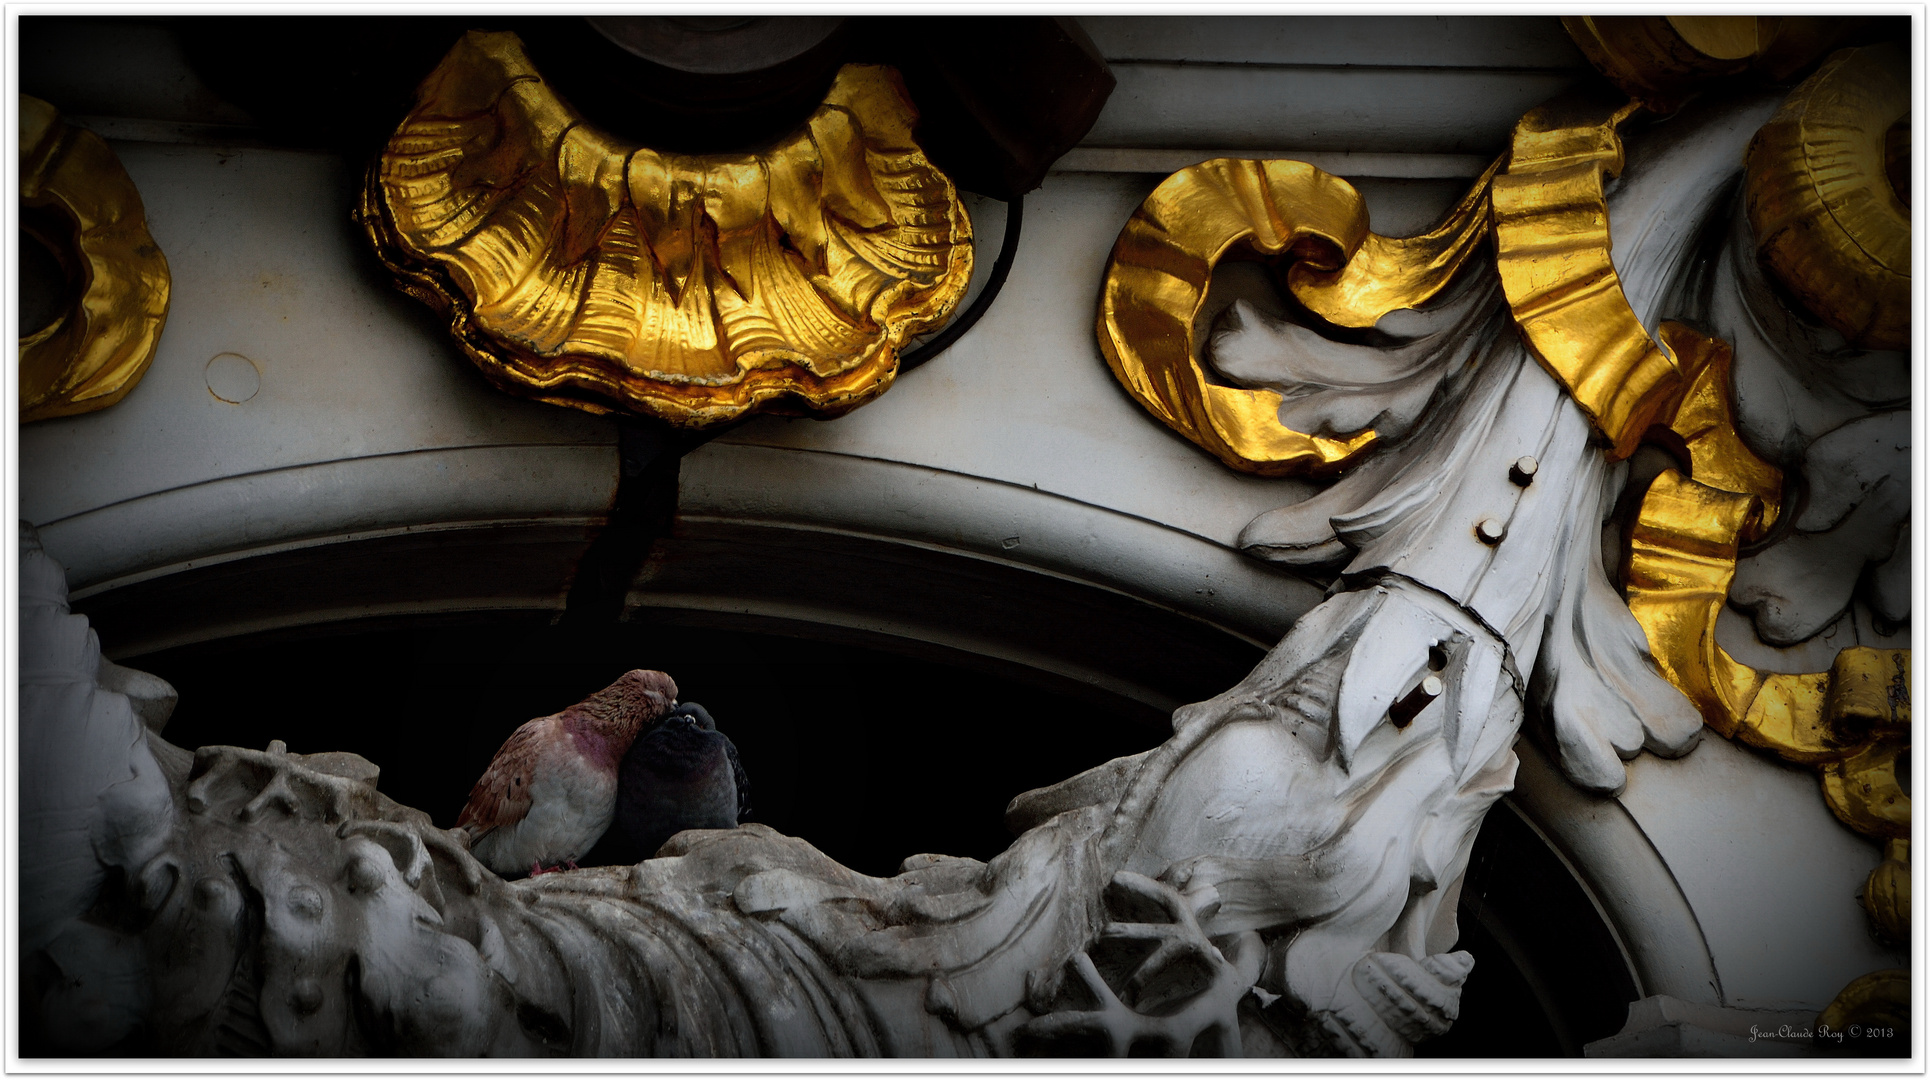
[456, 669, 678, 878]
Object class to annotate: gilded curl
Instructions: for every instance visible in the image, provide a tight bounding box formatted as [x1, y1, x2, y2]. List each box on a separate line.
[1745, 43, 1909, 350]
[1095, 157, 1494, 476]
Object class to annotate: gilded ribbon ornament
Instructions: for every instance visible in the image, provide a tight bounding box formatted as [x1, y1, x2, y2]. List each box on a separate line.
[1494, 47, 1913, 946]
[1572, 45, 1910, 950]
[19, 95, 171, 423]
[1491, 92, 1685, 462]
[360, 32, 974, 427]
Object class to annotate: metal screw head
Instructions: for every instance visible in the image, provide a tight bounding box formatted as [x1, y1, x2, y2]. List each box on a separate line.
[1509, 455, 1539, 486]
[1476, 518, 1507, 545]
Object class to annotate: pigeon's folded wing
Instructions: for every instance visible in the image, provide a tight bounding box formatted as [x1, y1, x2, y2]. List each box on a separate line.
[456, 721, 543, 838]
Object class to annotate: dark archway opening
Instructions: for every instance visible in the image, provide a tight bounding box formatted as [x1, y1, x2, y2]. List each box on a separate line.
[132, 615, 1167, 877]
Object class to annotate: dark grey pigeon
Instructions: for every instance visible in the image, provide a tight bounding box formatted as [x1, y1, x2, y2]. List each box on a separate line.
[616, 702, 750, 857]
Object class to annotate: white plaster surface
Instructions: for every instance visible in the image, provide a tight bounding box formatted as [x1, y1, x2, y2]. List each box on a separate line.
[711, 172, 1324, 553]
[1087, 65, 1582, 156]
[1618, 735, 1903, 1010]
[18, 142, 618, 588]
[1078, 15, 1587, 69]
[1077, 16, 1588, 156]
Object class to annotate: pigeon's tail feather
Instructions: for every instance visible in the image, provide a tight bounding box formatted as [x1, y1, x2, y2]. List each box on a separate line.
[723, 735, 751, 822]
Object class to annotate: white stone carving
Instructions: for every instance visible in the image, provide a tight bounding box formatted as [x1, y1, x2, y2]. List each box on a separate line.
[23, 525, 1499, 1057]
[19, 83, 1908, 1061]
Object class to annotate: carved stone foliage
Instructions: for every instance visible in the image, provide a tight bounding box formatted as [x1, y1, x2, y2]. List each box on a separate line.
[1096, 27, 1909, 1031]
[18, 95, 171, 423]
[359, 31, 974, 428]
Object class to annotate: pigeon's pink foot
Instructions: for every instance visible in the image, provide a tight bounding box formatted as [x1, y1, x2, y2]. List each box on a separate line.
[565, 859, 581, 871]
[529, 861, 550, 877]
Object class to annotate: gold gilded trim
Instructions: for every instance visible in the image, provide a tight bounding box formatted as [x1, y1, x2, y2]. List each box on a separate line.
[1095, 158, 1380, 476]
[1823, 730, 1910, 839]
[1746, 43, 1909, 350]
[1287, 157, 1500, 330]
[1653, 323, 1783, 538]
[1562, 16, 1862, 112]
[359, 32, 973, 427]
[1818, 968, 1910, 1036]
[19, 95, 171, 423]
[1625, 469, 1766, 736]
[1095, 154, 1499, 477]
[1627, 465, 1910, 934]
[1860, 840, 1909, 943]
[1627, 468, 1907, 766]
[1492, 94, 1683, 461]
[1563, 17, 1760, 112]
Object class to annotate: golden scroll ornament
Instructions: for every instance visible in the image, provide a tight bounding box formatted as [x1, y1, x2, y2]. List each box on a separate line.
[1095, 88, 1681, 473]
[1818, 968, 1910, 1047]
[1745, 43, 1909, 351]
[19, 95, 171, 423]
[1610, 46, 1912, 944]
[1094, 156, 1495, 477]
[359, 32, 974, 428]
[1492, 92, 1688, 462]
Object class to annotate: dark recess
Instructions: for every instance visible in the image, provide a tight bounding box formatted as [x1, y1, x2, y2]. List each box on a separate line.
[1418, 802, 1639, 1057]
[134, 618, 1165, 877]
[162, 14, 1113, 200]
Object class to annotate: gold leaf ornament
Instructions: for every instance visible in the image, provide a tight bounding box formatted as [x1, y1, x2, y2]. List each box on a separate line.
[1625, 378, 1909, 939]
[360, 32, 974, 426]
[1094, 35, 1913, 941]
[1746, 43, 1910, 351]
[1096, 157, 1494, 476]
[1818, 968, 1910, 1038]
[1562, 16, 1868, 112]
[19, 95, 171, 423]
[1491, 93, 1689, 462]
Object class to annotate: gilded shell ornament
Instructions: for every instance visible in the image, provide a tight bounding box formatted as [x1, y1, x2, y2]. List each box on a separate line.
[19, 94, 171, 423]
[1745, 43, 1909, 351]
[359, 32, 975, 427]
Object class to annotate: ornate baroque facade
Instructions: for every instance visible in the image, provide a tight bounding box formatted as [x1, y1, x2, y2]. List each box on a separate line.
[14, 14, 1917, 1060]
